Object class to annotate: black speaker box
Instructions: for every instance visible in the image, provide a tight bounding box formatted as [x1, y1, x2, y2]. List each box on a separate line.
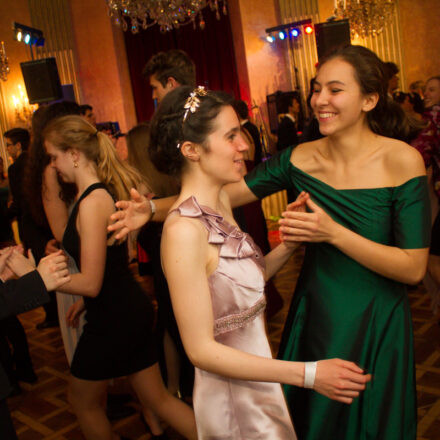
[315, 19, 351, 60]
[20, 57, 62, 104]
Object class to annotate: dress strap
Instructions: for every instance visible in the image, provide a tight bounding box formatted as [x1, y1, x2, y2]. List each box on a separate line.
[68, 183, 114, 236]
[76, 182, 109, 204]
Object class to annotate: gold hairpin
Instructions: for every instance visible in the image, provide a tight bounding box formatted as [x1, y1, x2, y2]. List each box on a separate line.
[182, 86, 208, 122]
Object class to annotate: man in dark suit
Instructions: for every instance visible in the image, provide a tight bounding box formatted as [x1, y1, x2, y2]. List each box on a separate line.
[4, 128, 29, 233]
[2, 128, 40, 392]
[276, 94, 300, 151]
[0, 248, 69, 439]
[232, 100, 264, 165]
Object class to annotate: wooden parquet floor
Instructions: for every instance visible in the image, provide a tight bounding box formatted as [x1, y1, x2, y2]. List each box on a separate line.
[7, 240, 440, 439]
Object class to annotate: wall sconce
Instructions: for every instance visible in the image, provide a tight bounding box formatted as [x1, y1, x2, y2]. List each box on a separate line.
[0, 41, 9, 82]
[11, 85, 37, 126]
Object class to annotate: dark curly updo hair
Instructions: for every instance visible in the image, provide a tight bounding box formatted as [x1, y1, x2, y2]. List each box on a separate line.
[319, 45, 420, 142]
[149, 86, 233, 176]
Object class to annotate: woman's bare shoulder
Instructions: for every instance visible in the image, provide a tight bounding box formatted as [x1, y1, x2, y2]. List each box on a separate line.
[381, 137, 426, 184]
[290, 138, 325, 167]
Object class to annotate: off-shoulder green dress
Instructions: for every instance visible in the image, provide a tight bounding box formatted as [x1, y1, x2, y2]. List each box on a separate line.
[245, 146, 430, 440]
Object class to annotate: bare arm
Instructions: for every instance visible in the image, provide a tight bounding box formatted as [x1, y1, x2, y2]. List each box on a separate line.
[42, 166, 69, 242]
[57, 192, 111, 297]
[162, 216, 370, 403]
[108, 188, 177, 239]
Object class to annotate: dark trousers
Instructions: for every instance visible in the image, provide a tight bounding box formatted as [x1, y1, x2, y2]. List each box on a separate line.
[42, 291, 58, 323]
[0, 316, 34, 383]
[0, 398, 18, 439]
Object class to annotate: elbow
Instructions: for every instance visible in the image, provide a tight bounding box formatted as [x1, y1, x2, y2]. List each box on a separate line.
[404, 266, 427, 285]
[183, 342, 213, 370]
[83, 284, 101, 298]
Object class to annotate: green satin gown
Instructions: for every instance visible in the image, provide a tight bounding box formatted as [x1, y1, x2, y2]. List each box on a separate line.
[245, 146, 431, 440]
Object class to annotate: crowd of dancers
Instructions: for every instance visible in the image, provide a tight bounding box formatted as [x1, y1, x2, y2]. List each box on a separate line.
[1, 43, 439, 440]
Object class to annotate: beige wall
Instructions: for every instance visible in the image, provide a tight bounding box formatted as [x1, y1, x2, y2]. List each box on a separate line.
[399, 0, 440, 85]
[69, 0, 136, 159]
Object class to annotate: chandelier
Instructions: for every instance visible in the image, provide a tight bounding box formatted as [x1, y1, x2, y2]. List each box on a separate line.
[334, 0, 396, 38]
[106, 0, 228, 33]
[0, 41, 9, 82]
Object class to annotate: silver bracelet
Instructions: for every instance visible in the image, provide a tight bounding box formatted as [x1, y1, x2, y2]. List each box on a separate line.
[149, 199, 156, 218]
[304, 361, 317, 389]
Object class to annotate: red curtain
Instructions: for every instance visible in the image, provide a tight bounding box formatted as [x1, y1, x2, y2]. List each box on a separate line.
[123, 7, 241, 122]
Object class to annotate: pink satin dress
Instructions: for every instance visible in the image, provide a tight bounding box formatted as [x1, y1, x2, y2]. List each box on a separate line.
[174, 197, 297, 440]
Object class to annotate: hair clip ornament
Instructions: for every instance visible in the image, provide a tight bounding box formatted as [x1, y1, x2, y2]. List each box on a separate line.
[182, 86, 208, 122]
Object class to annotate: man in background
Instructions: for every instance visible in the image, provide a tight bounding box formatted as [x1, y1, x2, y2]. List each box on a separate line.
[4, 128, 29, 235]
[276, 94, 300, 151]
[233, 99, 264, 165]
[79, 104, 96, 127]
[143, 49, 196, 103]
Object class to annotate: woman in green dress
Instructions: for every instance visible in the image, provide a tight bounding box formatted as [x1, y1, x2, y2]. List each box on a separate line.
[109, 45, 430, 439]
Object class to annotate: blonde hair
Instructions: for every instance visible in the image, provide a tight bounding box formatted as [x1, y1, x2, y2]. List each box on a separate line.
[43, 115, 144, 200]
[126, 123, 179, 197]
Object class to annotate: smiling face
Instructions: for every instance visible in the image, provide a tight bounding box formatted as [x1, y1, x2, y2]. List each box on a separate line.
[45, 140, 75, 182]
[196, 106, 249, 185]
[424, 78, 440, 109]
[311, 58, 376, 137]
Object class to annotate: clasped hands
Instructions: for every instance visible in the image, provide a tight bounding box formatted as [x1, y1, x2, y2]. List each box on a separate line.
[279, 191, 339, 245]
[0, 245, 70, 291]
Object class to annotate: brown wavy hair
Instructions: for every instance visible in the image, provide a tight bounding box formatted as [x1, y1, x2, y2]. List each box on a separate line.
[126, 123, 180, 197]
[319, 45, 423, 142]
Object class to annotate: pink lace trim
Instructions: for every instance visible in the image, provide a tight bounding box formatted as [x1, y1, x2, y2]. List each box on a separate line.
[214, 297, 267, 336]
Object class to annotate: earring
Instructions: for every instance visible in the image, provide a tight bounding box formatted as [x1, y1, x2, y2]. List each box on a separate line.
[73, 162, 78, 168]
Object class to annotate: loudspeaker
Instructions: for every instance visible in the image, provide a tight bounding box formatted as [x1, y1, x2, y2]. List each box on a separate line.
[20, 58, 62, 104]
[315, 19, 350, 60]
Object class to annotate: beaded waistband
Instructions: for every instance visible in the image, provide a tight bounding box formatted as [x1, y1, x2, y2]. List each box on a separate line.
[214, 297, 267, 336]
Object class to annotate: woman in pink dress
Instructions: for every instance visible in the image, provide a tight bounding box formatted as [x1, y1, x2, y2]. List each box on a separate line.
[116, 86, 371, 439]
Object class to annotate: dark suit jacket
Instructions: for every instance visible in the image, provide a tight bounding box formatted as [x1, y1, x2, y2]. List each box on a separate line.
[0, 271, 49, 399]
[242, 121, 264, 164]
[7, 152, 27, 223]
[276, 115, 299, 151]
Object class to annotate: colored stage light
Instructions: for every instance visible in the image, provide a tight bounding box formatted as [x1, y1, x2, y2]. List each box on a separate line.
[16, 30, 22, 41]
[291, 28, 300, 37]
[24, 33, 31, 44]
[266, 34, 275, 43]
[305, 25, 313, 34]
[278, 30, 286, 40]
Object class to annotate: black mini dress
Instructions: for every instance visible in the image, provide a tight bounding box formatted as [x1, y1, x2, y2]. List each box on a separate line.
[64, 183, 157, 380]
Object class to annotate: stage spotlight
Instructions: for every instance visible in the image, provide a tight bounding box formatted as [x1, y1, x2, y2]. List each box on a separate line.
[278, 30, 286, 40]
[291, 28, 300, 38]
[266, 34, 275, 43]
[16, 30, 23, 41]
[24, 33, 31, 44]
[305, 25, 314, 34]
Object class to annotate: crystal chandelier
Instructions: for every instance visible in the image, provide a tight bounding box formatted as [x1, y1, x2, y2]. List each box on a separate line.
[334, 0, 396, 38]
[0, 41, 9, 82]
[106, 0, 228, 33]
